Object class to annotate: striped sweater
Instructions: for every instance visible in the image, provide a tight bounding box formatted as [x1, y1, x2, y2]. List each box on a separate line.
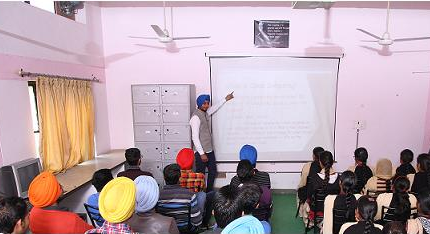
[230, 169, 271, 189]
[156, 184, 202, 233]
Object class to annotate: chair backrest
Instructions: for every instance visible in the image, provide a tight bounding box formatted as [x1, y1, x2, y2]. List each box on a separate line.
[83, 203, 104, 228]
[407, 174, 415, 191]
[156, 201, 194, 233]
[311, 187, 327, 213]
[381, 206, 418, 223]
[339, 222, 383, 234]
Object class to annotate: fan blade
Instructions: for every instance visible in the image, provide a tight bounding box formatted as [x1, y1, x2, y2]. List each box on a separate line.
[360, 40, 379, 42]
[129, 36, 159, 40]
[134, 43, 166, 49]
[357, 28, 382, 40]
[151, 25, 167, 37]
[172, 36, 211, 40]
[393, 37, 430, 42]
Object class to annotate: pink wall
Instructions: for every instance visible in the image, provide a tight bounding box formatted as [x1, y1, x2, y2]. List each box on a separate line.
[101, 2, 430, 172]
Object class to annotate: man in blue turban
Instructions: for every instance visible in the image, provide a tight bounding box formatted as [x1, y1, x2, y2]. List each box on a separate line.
[189, 92, 234, 192]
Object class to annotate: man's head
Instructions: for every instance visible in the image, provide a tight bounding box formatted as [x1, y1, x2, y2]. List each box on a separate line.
[176, 148, 195, 170]
[163, 164, 181, 185]
[28, 171, 62, 208]
[213, 185, 242, 228]
[134, 176, 159, 213]
[125, 148, 142, 166]
[236, 183, 262, 215]
[239, 144, 257, 168]
[236, 160, 254, 184]
[92, 169, 114, 192]
[0, 197, 29, 234]
[197, 94, 210, 112]
[400, 149, 414, 164]
[354, 147, 368, 164]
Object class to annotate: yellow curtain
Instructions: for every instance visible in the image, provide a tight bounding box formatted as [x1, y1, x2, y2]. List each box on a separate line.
[36, 77, 95, 173]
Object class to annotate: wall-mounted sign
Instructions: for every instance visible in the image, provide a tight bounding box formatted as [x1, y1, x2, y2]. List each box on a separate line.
[254, 20, 290, 48]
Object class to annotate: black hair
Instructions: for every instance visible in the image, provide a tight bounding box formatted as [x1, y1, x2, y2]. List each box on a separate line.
[357, 196, 377, 234]
[392, 176, 411, 218]
[320, 151, 334, 192]
[213, 185, 242, 228]
[0, 196, 28, 233]
[340, 170, 356, 219]
[400, 149, 414, 164]
[354, 147, 369, 164]
[417, 154, 430, 189]
[417, 190, 430, 216]
[125, 148, 141, 166]
[382, 221, 407, 234]
[91, 169, 114, 192]
[236, 183, 262, 215]
[236, 160, 254, 183]
[313, 147, 325, 162]
[163, 164, 181, 185]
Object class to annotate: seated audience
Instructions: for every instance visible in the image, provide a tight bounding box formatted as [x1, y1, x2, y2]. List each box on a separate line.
[364, 159, 393, 196]
[376, 176, 412, 223]
[86, 168, 113, 227]
[351, 147, 374, 193]
[407, 190, 430, 234]
[382, 221, 407, 234]
[230, 145, 271, 189]
[340, 196, 383, 234]
[297, 147, 325, 206]
[28, 171, 93, 234]
[127, 175, 179, 234]
[230, 160, 272, 221]
[156, 164, 202, 234]
[0, 196, 30, 234]
[221, 183, 269, 234]
[307, 151, 340, 214]
[411, 153, 430, 195]
[117, 148, 153, 180]
[395, 149, 416, 177]
[86, 177, 136, 234]
[331, 170, 358, 234]
[213, 185, 242, 234]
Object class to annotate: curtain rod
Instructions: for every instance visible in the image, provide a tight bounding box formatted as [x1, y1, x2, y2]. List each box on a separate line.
[18, 68, 100, 82]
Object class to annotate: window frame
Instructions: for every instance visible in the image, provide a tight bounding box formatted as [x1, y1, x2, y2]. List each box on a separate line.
[28, 81, 40, 134]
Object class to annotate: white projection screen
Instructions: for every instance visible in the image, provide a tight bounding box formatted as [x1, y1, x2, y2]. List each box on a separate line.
[209, 56, 340, 162]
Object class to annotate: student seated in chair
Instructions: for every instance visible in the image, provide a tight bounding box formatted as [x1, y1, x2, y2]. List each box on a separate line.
[156, 164, 202, 234]
[127, 175, 179, 234]
[86, 168, 114, 227]
[407, 190, 430, 234]
[350, 147, 374, 194]
[230, 145, 271, 189]
[411, 153, 430, 195]
[86, 177, 136, 234]
[395, 149, 416, 178]
[340, 196, 383, 234]
[0, 197, 30, 234]
[364, 159, 393, 196]
[28, 171, 93, 234]
[117, 148, 153, 180]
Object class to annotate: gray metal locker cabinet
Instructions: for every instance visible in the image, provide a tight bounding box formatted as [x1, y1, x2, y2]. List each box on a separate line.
[132, 84, 195, 184]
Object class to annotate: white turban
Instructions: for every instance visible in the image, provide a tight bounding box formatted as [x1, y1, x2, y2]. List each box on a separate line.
[134, 175, 159, 213]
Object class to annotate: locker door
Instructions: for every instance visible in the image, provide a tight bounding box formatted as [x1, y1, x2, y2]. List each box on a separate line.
[160, 85, 190, 104]
[134, 125, 161, 142]
[140, 161, 164, 179]
[163, 143, 192, 161]
[132, 85, 160, 104]
[163, 125, 191, 142]
[161, 105, 190, 123]
[133, 105, 160, 123]
[135, 143, 163, 161]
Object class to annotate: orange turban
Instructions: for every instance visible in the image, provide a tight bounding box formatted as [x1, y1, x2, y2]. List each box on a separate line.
[176, 148, 195, 170]
[29, 171, 62, 208]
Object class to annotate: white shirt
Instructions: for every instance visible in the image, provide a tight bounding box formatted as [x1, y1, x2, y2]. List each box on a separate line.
[189, 99, 227, 155]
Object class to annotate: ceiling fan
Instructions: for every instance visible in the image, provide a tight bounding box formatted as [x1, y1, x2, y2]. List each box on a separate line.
[129, 2, 210, 44]
[357, 1, 430, 46]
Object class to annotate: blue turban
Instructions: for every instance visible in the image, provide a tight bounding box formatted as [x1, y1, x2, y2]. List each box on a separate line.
[196, 94, 210, 108]
[221, 215, 265, 234]
[239, 145, 257, 166]
[134, 175, 159, 213]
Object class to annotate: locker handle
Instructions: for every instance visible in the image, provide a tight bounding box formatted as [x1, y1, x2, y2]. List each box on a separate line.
[153, 109, 157, 112]
[164, 151, 167, 154]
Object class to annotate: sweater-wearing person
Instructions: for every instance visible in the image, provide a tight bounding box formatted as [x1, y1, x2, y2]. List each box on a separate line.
[177, 148, 206, 193]
[364, 159, 393, 196]
[127, 175, 179, 234]
[407, 190, 430, 234]
[0, 197, 30, 234]
[411, 154, 430, 195]
[86, 177, 136, 234]
[28, 172, 93, 234]
[86, 168, 114, 227]
[117, 148, 153, 180]
[341, 196, 383, 234]
[351, 147, 374, 194]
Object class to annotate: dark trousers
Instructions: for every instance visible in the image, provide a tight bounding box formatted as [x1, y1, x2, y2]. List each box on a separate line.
[195, 151, 217, 192]
[203, 191, 215, 226]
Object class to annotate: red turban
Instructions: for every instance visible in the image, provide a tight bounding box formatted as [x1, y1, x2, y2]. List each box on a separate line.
[176, 148, 195, 170]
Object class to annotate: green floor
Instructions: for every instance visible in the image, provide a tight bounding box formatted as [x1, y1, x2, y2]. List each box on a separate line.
[271, 193, 304, 234]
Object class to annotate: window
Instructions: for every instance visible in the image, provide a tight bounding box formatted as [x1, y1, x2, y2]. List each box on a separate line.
[24, 1, 84, 21]
[25, 0, 55, 14]
[28, 81, 40, 156]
